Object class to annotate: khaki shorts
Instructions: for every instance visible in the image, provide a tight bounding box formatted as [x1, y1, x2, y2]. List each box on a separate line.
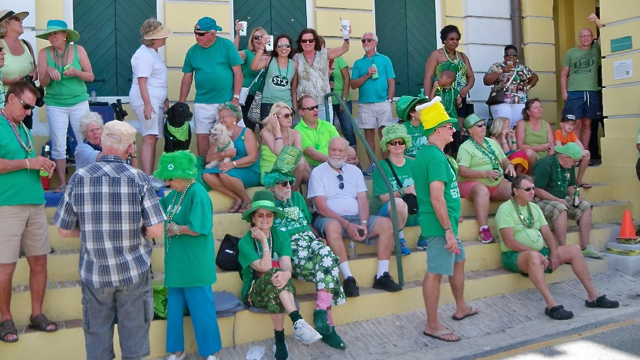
[357, 102, 395, 129]
[0, 205, 50, 263]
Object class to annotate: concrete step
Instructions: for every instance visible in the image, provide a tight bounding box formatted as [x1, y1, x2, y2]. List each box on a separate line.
[0, 258, 608, 360]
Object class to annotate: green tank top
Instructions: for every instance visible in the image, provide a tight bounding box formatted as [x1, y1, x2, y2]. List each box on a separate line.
[241, 50, 259, 87]
[261, 58, 293, 106]
[524, 120, 549, 159]
[45, 44, 89, 107]
[259, 143, 277, 182]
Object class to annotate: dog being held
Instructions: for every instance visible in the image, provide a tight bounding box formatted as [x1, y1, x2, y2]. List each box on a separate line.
[164, 102, 193, 153]
[205, 124, 235, 169]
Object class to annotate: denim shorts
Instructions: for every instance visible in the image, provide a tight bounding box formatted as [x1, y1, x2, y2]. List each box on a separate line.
[313, 214, 380, 245]
[377, 201, 419, 227]
[425, 236, 466, 276]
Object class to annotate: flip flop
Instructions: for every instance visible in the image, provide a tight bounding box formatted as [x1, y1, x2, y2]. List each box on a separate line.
[52, 185, 66, 193]
[423, 329, 461, 342]
[578, 183, 592, 189]
[452, 307, 479, 321]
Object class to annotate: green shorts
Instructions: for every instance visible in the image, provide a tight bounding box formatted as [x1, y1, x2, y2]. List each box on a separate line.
[502, 247, 552, 277]
[425, 236, 466, 276]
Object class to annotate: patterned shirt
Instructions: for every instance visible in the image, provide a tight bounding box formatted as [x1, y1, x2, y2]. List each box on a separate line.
[486, 62, 535, 104]
[53, 155, 166, 288]
[293, 48, 331, 106]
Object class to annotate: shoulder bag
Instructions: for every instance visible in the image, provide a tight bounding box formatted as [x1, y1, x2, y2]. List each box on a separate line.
[384, 158, 418, 215]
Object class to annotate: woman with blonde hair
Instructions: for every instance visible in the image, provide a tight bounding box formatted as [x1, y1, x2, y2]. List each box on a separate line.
[489, 116, 531, 175]
[234, 23, 267, 130]
[129, 18, 172, 175]
[260, 102, 310, 190]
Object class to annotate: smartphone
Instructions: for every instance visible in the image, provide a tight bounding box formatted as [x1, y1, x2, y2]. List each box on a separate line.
[357, 228, 365, 237]
[265, 36, 274, 51]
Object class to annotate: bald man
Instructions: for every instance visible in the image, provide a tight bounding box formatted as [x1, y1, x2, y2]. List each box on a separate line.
[560, 14, 604, 148]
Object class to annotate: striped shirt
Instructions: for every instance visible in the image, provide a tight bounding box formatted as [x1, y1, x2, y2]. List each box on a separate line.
[53, 155, 166, 288]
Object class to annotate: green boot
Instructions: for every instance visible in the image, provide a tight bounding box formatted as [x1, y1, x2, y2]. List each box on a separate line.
[321, 327, 346, 350]
[313, 309, 331, 335]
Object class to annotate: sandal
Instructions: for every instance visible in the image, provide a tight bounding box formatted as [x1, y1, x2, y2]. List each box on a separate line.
[28, 313, 58, 332]
[228, 199, 242, 213]
[578, 182, 592, 189]
[52, 185, 66, 193]
[0, 319, 18, 343]
[238, 201, 252, 213]
[544, 305, 573, 320]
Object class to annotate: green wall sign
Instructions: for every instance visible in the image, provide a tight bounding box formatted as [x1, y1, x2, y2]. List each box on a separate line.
[611, 36, 632, 53]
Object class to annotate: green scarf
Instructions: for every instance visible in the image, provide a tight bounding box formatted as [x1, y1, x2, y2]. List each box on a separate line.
[167, 122, 190, 141]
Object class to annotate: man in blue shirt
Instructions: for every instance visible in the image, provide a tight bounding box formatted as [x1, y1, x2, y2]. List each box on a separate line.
[351, 32, 396, 175]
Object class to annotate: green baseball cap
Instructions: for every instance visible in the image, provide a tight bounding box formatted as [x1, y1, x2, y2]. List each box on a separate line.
[555, 142, 582, 160]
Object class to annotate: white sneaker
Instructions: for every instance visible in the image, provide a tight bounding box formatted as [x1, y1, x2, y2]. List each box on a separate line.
[166, 352, 186, 360]
[206, 355, 220, 360]
[293, 319, 322, 345]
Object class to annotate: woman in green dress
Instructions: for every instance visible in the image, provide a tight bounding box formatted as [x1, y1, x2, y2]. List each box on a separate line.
[238, 191, 322, 360]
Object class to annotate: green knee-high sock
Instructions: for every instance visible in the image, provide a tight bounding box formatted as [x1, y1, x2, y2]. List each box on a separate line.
[274, 330, 288, 360]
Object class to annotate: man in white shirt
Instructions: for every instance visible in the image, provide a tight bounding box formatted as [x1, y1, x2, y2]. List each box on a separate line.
[308, 137, 402, 297]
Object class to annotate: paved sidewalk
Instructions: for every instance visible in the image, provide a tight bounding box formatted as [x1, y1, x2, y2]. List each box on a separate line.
[161, 271, 640, 360]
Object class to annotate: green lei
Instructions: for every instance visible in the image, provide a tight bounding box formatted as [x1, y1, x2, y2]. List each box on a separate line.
[511, 197, 534, 229]
[471, 138, 501, 173]
[555, 156, 570, 193]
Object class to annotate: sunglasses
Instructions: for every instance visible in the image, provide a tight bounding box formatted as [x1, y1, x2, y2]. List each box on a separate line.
[337, 174, 344, 190]
[505, 53, 518, 57]
[194, 30, 209, 37]
[301, 105, 318, 111]
[279, 180, 294, 187]
[519, 186, 536, 192]
[361, 38, 374, 43]
[255, 212, 274, 219]
[388, 140, 405, 146]
[277, 43, 292, 49]
[300, 39, 315, 44]
[18, 97, 36, 111]
[253, 34, 264, 40]
[447, 37, 460, 41]
[475, 123, 486, 128]
[277, 113, 292, 119]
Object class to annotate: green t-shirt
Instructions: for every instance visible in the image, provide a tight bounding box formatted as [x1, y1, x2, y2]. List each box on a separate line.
[294, 119, 340, 167]
[330, 56, 351, 103]
[238, 228, 293, 302]
[532, 154, 576, 199]
[414, 145, 461, 236]
[273, 192, 314, 237]
[0, 117, 44, 206]
[241, 50, 259, 88]
[403, 121, 427, 158]
[457, 138, 507, 187]
[562, 42, 601, 92]
[496, 200, 548, 252]
[159, 182, 217, 288]
[371, 157, 415, 217]
[182, 38, 243, 104]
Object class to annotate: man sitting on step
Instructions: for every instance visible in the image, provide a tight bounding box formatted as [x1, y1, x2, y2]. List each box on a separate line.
[532, 143, 601, 258]
[308, 137, 402, 297]
[496, 174, 619, 320]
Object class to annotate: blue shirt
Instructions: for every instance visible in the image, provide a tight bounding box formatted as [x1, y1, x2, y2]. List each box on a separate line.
[352, 52, 395, 104]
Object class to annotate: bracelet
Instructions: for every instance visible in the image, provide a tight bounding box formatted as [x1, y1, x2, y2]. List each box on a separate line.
[233, 161, 237, 167]
[512, 140, 517, 144]
[360, 220, 368, 224]
[443, 227, 452, 232]
[275, 137, 283, 141]
[25, 159, 30, 171]
[173, 224, 179, 236]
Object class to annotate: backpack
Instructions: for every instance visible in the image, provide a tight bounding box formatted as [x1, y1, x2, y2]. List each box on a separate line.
[216, 234, 242, 275]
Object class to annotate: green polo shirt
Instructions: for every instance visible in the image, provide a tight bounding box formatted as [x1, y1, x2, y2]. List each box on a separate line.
[532, 154, 576, 199]
[294, 118, 339, 167]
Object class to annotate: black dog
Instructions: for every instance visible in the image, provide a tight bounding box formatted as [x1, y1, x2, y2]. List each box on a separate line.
[164, 102, 193, 153]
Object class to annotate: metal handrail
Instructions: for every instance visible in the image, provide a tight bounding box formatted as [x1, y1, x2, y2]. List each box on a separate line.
[323, 93, 404, 286]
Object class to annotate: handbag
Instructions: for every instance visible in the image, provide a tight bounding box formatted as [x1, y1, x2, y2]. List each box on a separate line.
[486, 68, 516, 106]
[22, 40, 45, 107]
[384, 158, 418, 215]
[216, 234, 242, 274]
[247, 58, 273, 124]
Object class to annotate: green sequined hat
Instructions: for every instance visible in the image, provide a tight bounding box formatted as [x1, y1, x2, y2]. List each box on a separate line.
[153, 150, 197, 180]
[262, 146, 302, 188]
[241, 190, 286, 222]
[379, 124, 411, 149]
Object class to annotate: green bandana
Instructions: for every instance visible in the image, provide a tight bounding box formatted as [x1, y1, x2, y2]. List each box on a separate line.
[167, 122, 190, 142]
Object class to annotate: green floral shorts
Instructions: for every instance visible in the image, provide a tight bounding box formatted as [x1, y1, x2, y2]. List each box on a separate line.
[247, 267, 296, 313]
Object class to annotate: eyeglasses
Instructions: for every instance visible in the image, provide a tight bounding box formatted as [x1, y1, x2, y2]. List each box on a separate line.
[518, 186, 536, 192]
[255, 212, 274, 219]
[388, 140, 405, 146]
[505, 53, 518, 57]
[194, 30, 209, 37]
[337, 174, 344, 190]
[438, 125, 455, 131]
[279, 180, 294, 187]
[475, 123, 486, 128]
[361, 38, 374, 43]
[301, 105, 318, 111]
[253, 34, 264, 40]
[447, 37, 460, 41]
[277, 113, 292, 119]
[300, 39, 315, 44]
[277, 43, 292, 49]
[18, 97, 36, 111]
[219, 114, 235, 120]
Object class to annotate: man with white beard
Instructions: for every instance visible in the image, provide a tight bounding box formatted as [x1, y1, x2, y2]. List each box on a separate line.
[308, 137, 402, 298]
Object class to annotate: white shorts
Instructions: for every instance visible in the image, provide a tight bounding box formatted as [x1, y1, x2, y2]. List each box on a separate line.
[357, 101, 395, 129]
[194, 103, 221, 134]
[490, 103, 525, 129]
[131, 102, 164, 137]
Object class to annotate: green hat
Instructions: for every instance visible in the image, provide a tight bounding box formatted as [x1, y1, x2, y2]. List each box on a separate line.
[380, 124, 411, 149]
[36, 20, 80, 42]
[241, 190, 286, 222]
[395, 95, 428, 122]
[417, 97, 457, 136]
[262, 146, 302, 188]
[555, 142, 582, 160]
[153, 150, 197, 180]
[463, 113, 484, 129]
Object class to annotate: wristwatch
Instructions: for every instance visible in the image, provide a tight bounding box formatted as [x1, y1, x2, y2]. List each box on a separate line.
[387, 99, 392, 103]
[233, 94, 240, 100]
[342, 97, 347, 101]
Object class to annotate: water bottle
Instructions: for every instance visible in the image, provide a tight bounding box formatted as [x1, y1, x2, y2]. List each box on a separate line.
[572, 187, 581, 207]
[348, 240, 357, 259]
[89, 88, 97, 103]
[371, 60, 379, 80]
[44, 143, 50, 159]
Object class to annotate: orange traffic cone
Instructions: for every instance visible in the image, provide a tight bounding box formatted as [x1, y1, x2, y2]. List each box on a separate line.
[617, 210, 638, 240]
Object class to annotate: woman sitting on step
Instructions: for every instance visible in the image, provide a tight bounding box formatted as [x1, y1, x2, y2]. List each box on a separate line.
[238, 191, 322, 360]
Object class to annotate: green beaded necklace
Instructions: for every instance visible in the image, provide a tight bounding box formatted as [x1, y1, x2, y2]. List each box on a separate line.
[555, 156, 570, 192]
[471, 138, 501, 173]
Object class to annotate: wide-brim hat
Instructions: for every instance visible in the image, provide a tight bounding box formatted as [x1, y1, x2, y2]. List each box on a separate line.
[0, 10, 29, 23]
[144, 24, 173, 40]
[153, 150, 197, 180]
[416, 96, 456, 136]
[262, 146, 301, 189]
[555, 143, 582, 160]
[196, 17, 222, 32]
[380, 124, 411, 149]
[395, 95, 428, 122]
[36, 20, 80, 42]
[463, 113, 484, 129]
[241, 190, 286, 222]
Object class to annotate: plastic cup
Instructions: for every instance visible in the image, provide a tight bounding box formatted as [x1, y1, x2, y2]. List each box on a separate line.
[341, 19, 350, 40]
[39, 169, 50, 177]
[239, 21, 247, 36]
[265, 35, 274, 51]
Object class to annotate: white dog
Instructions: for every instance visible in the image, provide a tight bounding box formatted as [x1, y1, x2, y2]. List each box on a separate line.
[205, 124, 235, 169]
